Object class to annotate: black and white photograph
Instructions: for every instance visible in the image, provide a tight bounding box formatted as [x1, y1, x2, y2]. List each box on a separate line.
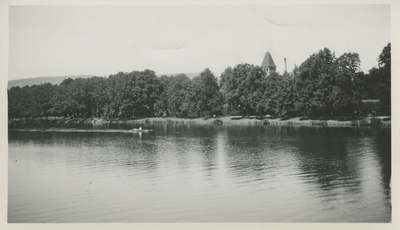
[3, 0, 397, 228]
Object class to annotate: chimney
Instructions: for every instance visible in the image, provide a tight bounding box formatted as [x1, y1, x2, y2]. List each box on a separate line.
[284, 58, 287, 73]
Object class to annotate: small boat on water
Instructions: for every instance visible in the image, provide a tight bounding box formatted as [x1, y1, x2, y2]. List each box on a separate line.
[129, 127, 153, 133]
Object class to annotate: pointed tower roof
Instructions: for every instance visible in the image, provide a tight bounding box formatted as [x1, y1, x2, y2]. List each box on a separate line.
[261, 52, 276, 68]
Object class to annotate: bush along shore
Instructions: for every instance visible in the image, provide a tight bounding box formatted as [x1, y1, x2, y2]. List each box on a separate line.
[8, 116, 391, 128]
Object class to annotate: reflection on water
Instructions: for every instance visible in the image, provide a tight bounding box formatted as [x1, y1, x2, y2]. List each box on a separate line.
[8, 124, 391, 222]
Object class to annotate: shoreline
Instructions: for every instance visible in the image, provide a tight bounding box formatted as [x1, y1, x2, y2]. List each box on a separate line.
[9, 116, 391, 128]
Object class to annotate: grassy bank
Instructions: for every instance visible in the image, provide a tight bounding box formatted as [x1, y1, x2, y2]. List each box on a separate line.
[141, 116, 391, 127]
[9, 115, 391, 127]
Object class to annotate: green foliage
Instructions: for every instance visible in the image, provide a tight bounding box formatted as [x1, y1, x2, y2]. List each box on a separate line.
[352, 43, 391, 116]
[291, 48, 367, 117]
[190, 69, 222, 117]
[219, 64, 265, 117]
[294, 48, 336, 116]
[161, 73, 192, 117]
[8, 44, 390, 120]
[377, 43, 391, 115]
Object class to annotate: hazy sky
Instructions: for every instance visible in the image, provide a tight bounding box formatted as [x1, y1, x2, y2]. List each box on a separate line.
[8, 4, 390, 80]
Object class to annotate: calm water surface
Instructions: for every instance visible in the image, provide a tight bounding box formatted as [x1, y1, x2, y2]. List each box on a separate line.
[8, 123, 391, 222]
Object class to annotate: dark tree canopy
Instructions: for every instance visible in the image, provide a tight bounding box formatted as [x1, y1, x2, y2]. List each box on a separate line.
[8, 44, 391, 119]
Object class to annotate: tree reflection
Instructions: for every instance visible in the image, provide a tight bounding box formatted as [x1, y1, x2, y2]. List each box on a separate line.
[292, 126, 391, 211]
[373, 128, 391, 198]
[293, 131, 363, 195]
[223, 126, 278, 180]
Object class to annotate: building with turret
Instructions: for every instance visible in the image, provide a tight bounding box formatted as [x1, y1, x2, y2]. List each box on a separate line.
[261, 52, 276, 76]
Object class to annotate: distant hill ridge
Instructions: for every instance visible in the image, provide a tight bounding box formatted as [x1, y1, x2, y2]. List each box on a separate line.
[158, 72, 199, 78]
[7, 75, 95, 89]
[8, 72, 200, 89]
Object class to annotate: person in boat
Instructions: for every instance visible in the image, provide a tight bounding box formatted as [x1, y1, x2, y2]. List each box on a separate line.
[132, 127, 142, 132]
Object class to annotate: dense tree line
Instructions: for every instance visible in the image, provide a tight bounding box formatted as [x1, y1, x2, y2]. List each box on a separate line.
[8, 43, 390, 119]
[8, 69, 221, 119]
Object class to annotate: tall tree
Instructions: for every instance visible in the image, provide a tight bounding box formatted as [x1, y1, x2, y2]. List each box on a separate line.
[53, 78, 76, 117]
[330, 52, 361, 116]
[261, 71, 287, 116]
[133, 70, 162, 117]
[220, 64, 265, 117]
[8, 86, 24, 119]
[163, 74, 192, 117]
[295, 48, 336, 116]
[279, 71, 297, 117]
[89, 76, 108, 117]
[377, 43, 391, 115]
[190, 69, 222, 117]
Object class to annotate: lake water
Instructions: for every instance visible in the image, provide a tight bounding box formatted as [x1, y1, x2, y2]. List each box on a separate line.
[8, 123, 391, 222]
